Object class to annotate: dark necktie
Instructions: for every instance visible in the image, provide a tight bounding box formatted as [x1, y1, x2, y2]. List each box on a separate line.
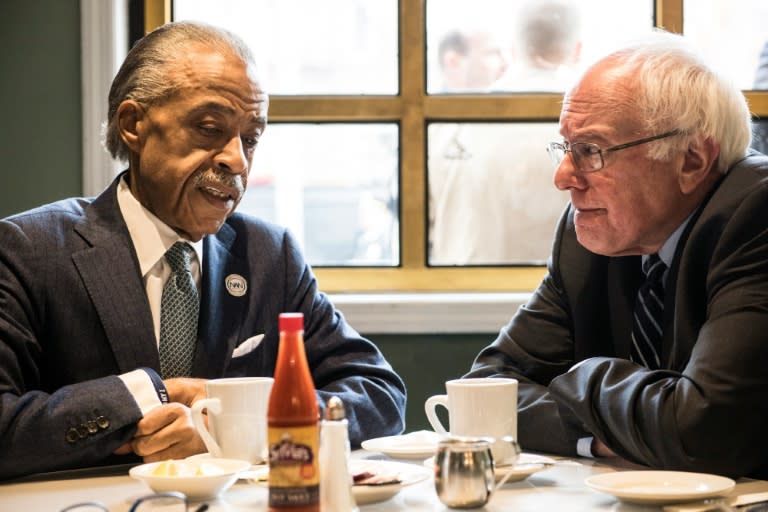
[630, 254, 666, 369]
[159, 242, 199, 378]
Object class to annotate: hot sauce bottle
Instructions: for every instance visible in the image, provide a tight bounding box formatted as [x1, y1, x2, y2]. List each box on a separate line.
[268, 312, 320, 512]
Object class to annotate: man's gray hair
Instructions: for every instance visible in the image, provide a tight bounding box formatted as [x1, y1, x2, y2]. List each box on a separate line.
[104, 21, 258, 162]
[605, 30, 752, 173]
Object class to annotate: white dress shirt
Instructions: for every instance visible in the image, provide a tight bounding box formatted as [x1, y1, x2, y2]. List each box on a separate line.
[115, 176, 204, 415]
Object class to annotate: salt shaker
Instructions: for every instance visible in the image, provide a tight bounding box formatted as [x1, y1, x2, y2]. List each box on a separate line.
[319, 396, 359, 512]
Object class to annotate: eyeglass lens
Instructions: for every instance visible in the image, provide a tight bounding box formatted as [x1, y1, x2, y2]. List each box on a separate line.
[129, 495, 188, 512]
[60, 504, 108, 512]
[61, 493, 207, 512]
[547, 142, 604, 172]
[571, 143, 602, 171]
[547, 143, 565, 167]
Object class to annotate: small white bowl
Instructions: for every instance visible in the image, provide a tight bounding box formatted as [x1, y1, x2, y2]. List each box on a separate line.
[129, 457, 251, 500]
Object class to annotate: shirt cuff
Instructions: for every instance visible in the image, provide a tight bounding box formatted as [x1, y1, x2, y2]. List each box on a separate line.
[577, 436, 596, 458]
[118, 368, 165, 416]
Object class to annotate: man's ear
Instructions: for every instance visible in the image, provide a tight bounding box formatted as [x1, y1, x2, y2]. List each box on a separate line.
[116, 100, 146, 154]
[678, 136, 720, 195]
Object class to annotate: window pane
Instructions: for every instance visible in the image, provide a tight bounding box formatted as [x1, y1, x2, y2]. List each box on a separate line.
[172, 0, 398, 95]
[684, 0, 768, 90]
[428, 122, 568, 265]
[241, 124, 399, 266]
[426, 0, 654, 94]
[752, 120, 768, 154]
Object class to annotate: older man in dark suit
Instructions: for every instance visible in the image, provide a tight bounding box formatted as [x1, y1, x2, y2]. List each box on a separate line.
[467, 30, 768, 479]
[0, 21, 405, 480]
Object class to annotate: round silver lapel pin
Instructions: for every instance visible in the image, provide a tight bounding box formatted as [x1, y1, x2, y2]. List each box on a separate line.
[225, 274, 247, 297]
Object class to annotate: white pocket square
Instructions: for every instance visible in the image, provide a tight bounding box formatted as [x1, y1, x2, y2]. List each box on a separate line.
[232, 334, 265, 358]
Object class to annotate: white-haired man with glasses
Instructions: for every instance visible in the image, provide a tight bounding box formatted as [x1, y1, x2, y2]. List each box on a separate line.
[466, 30, 768, 479]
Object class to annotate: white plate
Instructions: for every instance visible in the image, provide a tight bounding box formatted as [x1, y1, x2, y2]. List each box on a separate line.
[423, 453, 556, 483]
[361, 430, 442, 459]
[350, 459, 432, 504]
[584, 470, 736, 505]
[248, 459, 431, 505]
[129, 458, 251, 500]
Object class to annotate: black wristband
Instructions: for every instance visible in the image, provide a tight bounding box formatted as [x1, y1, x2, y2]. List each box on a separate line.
[139, 367, 169, 404]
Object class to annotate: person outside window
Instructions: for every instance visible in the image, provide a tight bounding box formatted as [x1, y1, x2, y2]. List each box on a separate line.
[429, 18, 570, 265]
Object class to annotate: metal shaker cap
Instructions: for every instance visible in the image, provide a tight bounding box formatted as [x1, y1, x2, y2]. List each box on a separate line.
[324, 396, 346, 420]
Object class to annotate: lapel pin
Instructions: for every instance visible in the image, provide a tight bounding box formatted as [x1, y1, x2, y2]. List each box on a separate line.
[225, 274, 247, 297]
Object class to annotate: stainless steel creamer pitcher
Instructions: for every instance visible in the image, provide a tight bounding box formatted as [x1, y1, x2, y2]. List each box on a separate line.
[434, 435, 521, 509]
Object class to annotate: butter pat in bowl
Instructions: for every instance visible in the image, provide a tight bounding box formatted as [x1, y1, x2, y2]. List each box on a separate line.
[129, 458, 251, 500]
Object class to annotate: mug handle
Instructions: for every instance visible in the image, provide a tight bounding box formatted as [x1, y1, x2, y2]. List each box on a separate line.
[424, 394, 450, 435]
[191, 397, 223, 458]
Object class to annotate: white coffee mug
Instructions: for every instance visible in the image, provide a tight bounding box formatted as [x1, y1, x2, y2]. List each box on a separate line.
[191, 377, 274, 463]
[425, 378, 518, 462]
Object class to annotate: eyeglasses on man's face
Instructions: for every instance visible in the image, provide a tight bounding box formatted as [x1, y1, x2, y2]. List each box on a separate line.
[59, 491, 209, 512]
[546, 130, 683, 173]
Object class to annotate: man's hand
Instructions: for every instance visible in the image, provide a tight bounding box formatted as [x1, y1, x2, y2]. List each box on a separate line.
[113, 377, 209, 460]
[592, 438, 618, 458]
[164, 377, 207, 406]
[129, 403, 207, 462]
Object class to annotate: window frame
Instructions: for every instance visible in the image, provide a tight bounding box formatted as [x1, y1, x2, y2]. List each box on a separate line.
[142, 0, 768, 293]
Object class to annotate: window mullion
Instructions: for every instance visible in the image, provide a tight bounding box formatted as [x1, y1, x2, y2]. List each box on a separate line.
[656, 0, 683, 32]
[399, 0, 427, 270]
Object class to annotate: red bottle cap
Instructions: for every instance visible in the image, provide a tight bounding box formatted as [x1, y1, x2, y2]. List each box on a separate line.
[279, 312, 304, 332]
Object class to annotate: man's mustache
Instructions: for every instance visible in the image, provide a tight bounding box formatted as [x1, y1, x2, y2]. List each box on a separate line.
[195, 168, 245, 196]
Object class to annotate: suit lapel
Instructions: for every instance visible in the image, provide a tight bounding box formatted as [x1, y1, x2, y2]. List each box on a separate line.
[665, 169, 729, 369]
[193, 223, 250, 377]
[72, 178, 159, 372]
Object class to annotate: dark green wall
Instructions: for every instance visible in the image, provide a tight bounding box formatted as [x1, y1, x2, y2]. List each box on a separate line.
[371, 333, 493, 433]
[0, 0, 82, 218]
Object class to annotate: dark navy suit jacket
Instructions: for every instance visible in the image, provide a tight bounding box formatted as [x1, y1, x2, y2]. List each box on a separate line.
[0, 174, 405, 480]
[468, 152, 768, 479]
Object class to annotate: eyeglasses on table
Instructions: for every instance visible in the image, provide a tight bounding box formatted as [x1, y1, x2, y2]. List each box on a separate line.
[59, 491, 209, 512]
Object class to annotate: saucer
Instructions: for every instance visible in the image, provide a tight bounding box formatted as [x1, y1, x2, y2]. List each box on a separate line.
[423, 452, 556, 483]
[585, 470, 736, 505]
[361, 430, 442, 459]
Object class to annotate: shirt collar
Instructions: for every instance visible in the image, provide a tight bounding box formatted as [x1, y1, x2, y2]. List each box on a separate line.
[116, 175, 204, 276]
[643, 212, 694, 271]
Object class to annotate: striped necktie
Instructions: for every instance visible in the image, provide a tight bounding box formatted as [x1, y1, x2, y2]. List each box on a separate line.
[630, 254, 666, 369]
[159, 242, 199, 378]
